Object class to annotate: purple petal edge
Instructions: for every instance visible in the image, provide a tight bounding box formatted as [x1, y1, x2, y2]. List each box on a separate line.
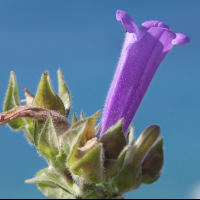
[172, 33, 190, 46]
[139, 21, 171, 41]
[116, 10, 139, 35]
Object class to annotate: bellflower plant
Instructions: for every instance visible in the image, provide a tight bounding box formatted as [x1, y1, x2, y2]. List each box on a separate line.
[0, 10, 189, 199]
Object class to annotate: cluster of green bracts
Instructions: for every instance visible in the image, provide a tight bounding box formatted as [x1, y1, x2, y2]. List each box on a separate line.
[2, 70, 164, 199]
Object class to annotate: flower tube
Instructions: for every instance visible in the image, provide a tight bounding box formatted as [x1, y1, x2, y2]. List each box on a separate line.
[99, 10, 190, 137]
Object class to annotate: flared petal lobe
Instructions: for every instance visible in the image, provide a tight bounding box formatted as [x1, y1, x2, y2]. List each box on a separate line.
[172, 33, 190, 46]
[99, 11, 190, 138]
[116, 10, 139, 36]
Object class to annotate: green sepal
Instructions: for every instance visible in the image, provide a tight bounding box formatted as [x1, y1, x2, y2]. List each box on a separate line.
[104, 146, 128, 182]
[38, 115, 59, 158]
[26, 168, 82, 198]
[66, 111, 100, 167]
[63, 122, 87, 159]
[111, 125, 160, 193]
[33, 119, 44, 148]
[111, 164, 142, 194]
[70, 143, 104, 184]
[135, 125, 158, 148]
[34, 71, 65, 116]
[4, 71, 21, 111]
[23, 118, 35, 145]
[57, 68, 71, 118]
[129, 125, 161, 170]
[80, 111, 85, 120]
[72, 111, 100, 131]
[79, 111, 100, 146]
[100, 119, 126, 160]
[126, 123, 134, 146]
[128, 125, 161, 161]
[94, 123, 100, 134]
[38, 115, 67, 169]
[142, 137, 164, 184]
[4, 71, 35, 144]
[72, 113, 78, 125]
[83, 190, 103, 199]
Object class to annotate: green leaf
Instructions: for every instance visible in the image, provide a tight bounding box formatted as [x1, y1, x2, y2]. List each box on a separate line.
[142, 138, 164, 184]
[70, 144, 104, 184]
[34, 71, 65, 116]
[100, 119, 126, 160]
[104, 146, 128, 182]
[57, 68, 71, 118]
[38, 115, 60, 166]
[37, 183, 75, 199]
[4, 72, 35, 144]
[26, 168, 82, 197]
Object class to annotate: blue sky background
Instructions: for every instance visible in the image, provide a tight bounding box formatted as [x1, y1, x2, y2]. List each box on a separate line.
[0, 0, 199, 199]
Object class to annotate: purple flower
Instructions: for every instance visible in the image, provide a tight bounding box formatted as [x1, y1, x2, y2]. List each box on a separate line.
[99, 10, 190, 138]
